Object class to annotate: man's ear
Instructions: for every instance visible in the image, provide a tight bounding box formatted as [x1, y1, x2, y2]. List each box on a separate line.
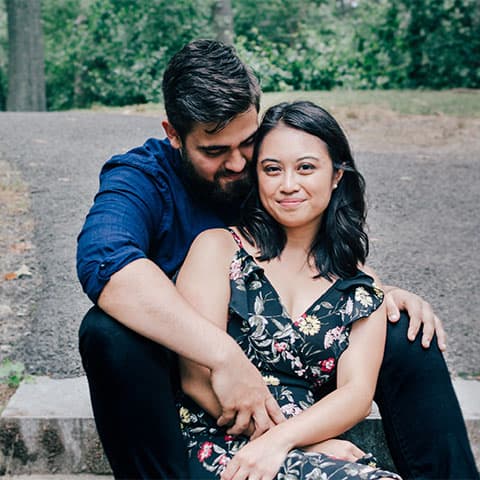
[162, 120, 182, 149]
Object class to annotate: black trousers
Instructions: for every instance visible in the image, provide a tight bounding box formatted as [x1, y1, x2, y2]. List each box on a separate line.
[79, 307, 479, 480]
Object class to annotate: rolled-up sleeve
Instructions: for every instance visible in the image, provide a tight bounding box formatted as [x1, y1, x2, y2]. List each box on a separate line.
[77, 165, 166, 303]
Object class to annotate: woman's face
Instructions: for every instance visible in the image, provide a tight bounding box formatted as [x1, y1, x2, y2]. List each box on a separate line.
[256, 124, 343, 231]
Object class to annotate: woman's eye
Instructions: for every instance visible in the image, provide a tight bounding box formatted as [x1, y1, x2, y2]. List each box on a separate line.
[264, 165, 281, 174]
[298, 163, 315, 172]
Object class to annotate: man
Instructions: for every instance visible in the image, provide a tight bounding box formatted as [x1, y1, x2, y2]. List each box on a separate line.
[77, 40, 478, 479]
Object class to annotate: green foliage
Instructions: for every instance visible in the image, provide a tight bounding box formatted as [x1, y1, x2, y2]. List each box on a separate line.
[42, 0, 215, 109]
[2, 0, 479, 110]
[234, 1, 353, 91]
[351, 0, 480, 89]
[0, 359, 25, 388]
[237, 0, 480, 91]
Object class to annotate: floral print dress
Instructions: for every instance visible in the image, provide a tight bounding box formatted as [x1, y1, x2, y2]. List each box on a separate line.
[177, 231, 401, 480]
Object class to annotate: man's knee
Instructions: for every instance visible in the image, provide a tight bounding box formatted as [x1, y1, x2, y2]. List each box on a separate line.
[79, 306, 174, 380]
[382, 310, 446, 380]
[79, 306, 121, 375]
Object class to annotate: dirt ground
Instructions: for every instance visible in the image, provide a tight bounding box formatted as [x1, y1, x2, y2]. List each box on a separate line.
[0, 107, 479, 410]
[334, 106, 480, 156]
[0, 159, 38, 362]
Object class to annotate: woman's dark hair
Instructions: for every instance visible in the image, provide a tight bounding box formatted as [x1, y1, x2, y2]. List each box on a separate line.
[238, 101, 368, 280]
[162, 39, 260, 140]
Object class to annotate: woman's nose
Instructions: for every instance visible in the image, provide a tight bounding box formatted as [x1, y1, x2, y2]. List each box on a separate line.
[281, 171, 300, 192]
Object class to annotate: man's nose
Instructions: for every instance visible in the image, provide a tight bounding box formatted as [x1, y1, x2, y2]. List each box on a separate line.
[225, 149, 247, 173]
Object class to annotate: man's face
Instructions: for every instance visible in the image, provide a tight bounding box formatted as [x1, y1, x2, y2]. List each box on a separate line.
[169, 107, 258, 204]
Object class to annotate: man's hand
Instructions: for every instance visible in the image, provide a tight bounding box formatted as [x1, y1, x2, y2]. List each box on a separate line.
[384, 286, 447, 351]
[210, 347, 285, 439]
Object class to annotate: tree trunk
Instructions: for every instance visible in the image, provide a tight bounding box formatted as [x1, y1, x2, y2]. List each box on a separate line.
[6, 0, 46, 111]
[213, 0, 234, 45]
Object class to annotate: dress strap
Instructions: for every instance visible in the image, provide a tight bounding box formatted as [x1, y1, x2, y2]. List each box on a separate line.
[226, 227, 244, 248]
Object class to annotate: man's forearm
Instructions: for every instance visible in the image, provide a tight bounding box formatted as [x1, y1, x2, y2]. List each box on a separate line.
[98, 257, 240, 370]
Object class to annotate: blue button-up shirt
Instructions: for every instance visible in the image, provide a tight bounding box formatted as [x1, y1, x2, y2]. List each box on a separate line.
[77, 138, 234, 303]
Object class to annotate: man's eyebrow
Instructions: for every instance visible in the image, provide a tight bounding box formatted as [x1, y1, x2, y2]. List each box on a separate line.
[240, 132, 257, 146]
[197, 145, 229, 152]
[197, 132, 257, 152]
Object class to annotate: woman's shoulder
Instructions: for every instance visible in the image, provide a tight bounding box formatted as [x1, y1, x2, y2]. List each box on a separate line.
[191, 228, 239, 256]
[356, 264, 382, 287]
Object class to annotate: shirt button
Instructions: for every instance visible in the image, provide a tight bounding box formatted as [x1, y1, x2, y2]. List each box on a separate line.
[99, 263, 106, 269]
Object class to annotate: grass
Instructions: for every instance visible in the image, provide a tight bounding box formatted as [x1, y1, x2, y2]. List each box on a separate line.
[0, 360, 26, 415]
[261, 89, 480, 117]
[89, 89, 480, 118]
[0, 359, 25, 388]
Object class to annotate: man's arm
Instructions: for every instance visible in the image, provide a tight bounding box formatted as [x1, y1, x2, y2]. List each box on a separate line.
[359, 262, 446, 351]
[98, 256, 284, 433]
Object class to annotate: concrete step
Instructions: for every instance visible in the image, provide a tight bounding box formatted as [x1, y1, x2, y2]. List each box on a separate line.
[3, 476, 112, 479]
[0, 377, 109, 476]
[1, 376, 479, 476]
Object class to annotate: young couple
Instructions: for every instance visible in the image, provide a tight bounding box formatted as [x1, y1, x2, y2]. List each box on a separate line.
[77, 40, 478, 479]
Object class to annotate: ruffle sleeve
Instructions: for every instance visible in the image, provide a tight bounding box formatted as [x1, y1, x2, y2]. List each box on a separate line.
[334, 271, 384, 327]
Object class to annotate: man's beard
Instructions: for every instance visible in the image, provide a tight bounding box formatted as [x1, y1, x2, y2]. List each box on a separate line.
[179, 148, 252, 208]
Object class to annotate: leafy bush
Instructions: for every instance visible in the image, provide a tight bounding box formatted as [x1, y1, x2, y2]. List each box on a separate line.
[2, 0, 479, 110]
[42, 0, 215, 109]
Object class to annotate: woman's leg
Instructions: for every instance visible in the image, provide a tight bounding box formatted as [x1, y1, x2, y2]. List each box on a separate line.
[375, 311, 479, 479]
[79, 306, 189, 479]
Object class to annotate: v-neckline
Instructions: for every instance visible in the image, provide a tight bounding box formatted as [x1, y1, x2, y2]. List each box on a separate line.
[240, 247, 340, 321]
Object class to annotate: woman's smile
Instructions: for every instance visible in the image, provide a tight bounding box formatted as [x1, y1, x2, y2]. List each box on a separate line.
[277, 198, 306, 208]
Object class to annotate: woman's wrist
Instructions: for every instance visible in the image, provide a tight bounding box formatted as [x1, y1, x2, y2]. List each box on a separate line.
[264, 418, 297, 452]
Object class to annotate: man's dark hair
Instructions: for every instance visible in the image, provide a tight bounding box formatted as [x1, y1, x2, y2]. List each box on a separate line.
[162, 39, 261, 139]
[239, 101, 369, 280]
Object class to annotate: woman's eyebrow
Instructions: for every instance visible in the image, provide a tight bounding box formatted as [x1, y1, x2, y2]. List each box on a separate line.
[260, 158, 281, 164]
[296, 155, 321, 162]
[260, 156, 322, 164]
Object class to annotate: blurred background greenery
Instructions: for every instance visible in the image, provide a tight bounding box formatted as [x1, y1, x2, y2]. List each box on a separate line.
[0, 0, 479, 112]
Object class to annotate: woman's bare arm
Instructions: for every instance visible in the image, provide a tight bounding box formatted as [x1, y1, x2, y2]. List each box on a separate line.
[175, 229, 233, 418]
[175, 229, 283, 436]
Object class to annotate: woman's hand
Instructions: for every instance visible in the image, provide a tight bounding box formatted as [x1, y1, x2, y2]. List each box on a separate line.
[383, 286, 446, 351]
[303, 438, 365, 462]
[221, 431, 291, 480]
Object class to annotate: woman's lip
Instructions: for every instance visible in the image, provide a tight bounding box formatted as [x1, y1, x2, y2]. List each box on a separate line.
[278, 199, 305, 206]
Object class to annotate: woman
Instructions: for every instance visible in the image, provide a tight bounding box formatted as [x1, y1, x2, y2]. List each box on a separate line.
[176, 101, 401, 480]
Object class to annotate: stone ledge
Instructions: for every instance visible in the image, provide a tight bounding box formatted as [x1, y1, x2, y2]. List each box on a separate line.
[1, 376, 478, 475]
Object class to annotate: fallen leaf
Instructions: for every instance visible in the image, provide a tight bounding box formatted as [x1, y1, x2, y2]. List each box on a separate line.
[3, 272, 17, 281]
[15, 264, 32, 278]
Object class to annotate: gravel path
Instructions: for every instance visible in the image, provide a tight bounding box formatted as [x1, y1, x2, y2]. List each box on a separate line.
[0, 111, 478, 377]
